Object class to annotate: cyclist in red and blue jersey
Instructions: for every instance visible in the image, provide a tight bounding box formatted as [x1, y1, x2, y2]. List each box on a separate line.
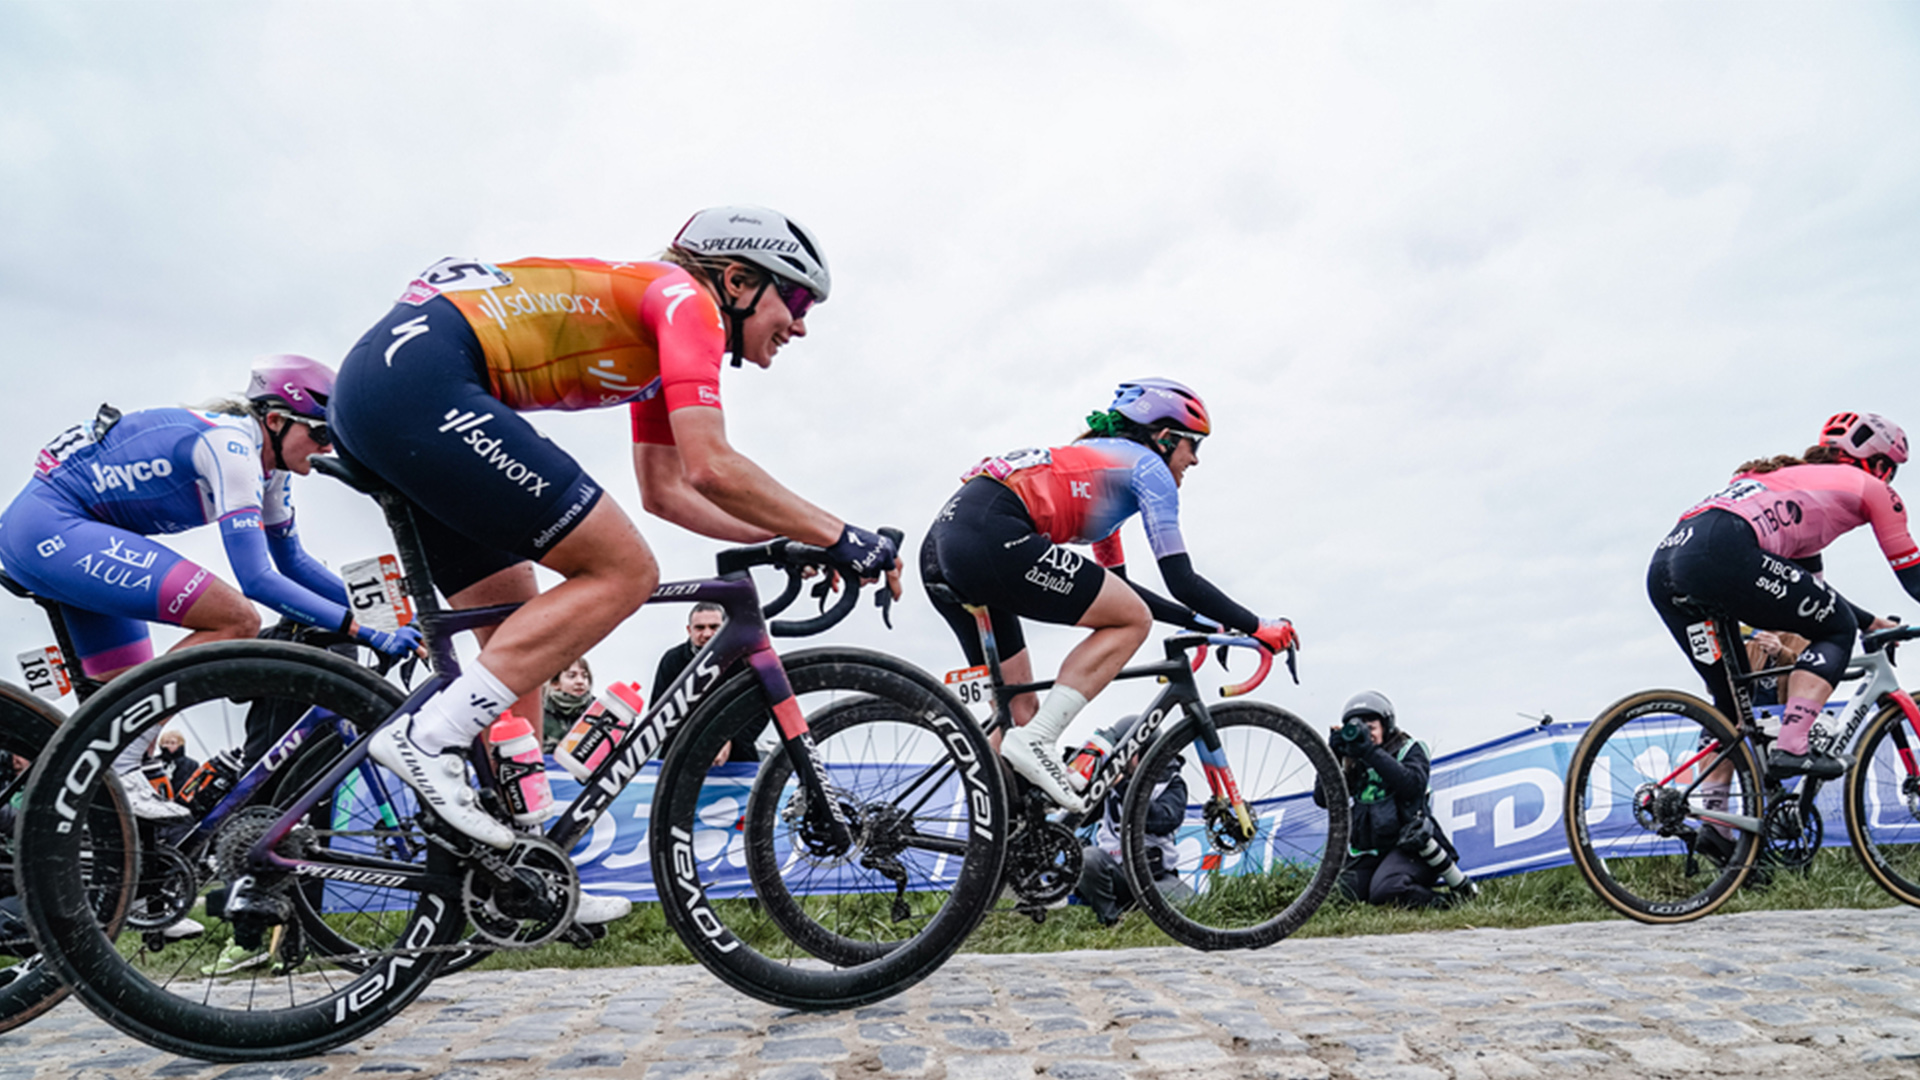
[921, 378, 1298, 812]
[0, 355, 420, 819]
[329, 207, 899, 881]
[1649, 411, 1920, 779]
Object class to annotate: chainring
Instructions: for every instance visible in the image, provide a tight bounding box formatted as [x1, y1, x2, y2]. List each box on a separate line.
[125, 842, 200, 932]
[1004, 817, 1083, 908]
[462, 834, 578, 949]
[1763, 797, 1822, 872]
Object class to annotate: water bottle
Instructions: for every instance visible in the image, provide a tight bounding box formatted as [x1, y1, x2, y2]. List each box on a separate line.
[179, 747, 242, 817]
[488, 712, 556, 825]
[555, 681, 643, 783]
[139, 758, 175, 802]
[1066, 732, 1113, 787]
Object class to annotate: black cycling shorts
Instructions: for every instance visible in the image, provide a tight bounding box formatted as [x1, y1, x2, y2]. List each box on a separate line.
[331, 297, 604, 596]
[1647, 508, 1856, 717]
[921, 477, 1108, 664]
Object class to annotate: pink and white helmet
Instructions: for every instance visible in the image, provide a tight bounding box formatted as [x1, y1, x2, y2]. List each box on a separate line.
[1819, 411, 1908, 479]
[246, 354, 335, 420]
[1110, 378, 1211, 436]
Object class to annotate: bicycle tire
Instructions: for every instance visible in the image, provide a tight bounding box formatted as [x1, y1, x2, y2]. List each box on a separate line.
[1121, 701, 1347, 950]
[17, 641, 466, 1061]
[653, 647, 1006, 1010]
[1563, 689, 1762, 923]
[1843, 701, 1920, 906]
[0, 684, 137, 1033]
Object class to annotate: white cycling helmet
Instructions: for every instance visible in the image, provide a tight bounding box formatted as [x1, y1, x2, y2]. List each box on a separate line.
[671, 205, 831, 303]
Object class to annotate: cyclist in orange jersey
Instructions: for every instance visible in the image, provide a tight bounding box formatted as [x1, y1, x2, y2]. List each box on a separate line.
[329, 208, 901, 890]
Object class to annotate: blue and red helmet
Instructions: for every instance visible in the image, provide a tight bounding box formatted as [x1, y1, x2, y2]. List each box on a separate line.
[1109, 378, 1210, 438]
[246, 355, 334, 421]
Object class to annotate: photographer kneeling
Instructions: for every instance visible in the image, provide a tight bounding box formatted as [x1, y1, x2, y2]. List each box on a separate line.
[1312, 691, 1476, 908]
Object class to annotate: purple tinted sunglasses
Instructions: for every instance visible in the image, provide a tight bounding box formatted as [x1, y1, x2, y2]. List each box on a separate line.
[771, 278, 816, 321]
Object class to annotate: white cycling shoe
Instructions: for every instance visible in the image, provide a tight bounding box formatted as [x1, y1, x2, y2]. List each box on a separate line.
[1001, 727, 1087, 814]
[118, 773, 190, 820]
[369, 721, 514, 850]
[575, 892, 633, 926]
[162, 915, 205, 940]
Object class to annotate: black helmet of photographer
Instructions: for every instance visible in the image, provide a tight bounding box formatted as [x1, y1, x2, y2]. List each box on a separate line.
[1341, 691, 1397, 736]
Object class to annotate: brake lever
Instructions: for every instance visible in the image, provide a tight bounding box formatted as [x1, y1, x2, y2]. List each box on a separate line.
[874, 587, 894, 629]
[1215, 646, 1232, 672]
[810, 574, 834, 614]
[1285, 645, 1300, 685]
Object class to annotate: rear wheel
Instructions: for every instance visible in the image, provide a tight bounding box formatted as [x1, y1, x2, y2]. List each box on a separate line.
[1563, 690, 1762, 923]
[16, 642, 464, 1061]
[653, 647, 1005, 1011]
[1122, 701, 1347, 950]
[0, 684, 136, 1033]
[1843, 701, 1920, 906]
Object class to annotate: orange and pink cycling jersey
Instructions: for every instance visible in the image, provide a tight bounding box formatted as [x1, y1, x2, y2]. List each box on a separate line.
[397, 257, 726, 445]
[963, 439, 1187, 566]
[1681, 463, 1920, 571]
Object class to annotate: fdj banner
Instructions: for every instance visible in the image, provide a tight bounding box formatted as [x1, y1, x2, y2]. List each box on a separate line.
[328, 704, 1893, 913]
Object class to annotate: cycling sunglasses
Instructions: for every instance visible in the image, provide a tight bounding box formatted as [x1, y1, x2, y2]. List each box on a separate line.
[770, 278, 816, 321]
[288, 415, 333, 448]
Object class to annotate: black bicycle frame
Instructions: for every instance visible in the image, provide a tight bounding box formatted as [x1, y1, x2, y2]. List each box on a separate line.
[245, 569, 850, 889]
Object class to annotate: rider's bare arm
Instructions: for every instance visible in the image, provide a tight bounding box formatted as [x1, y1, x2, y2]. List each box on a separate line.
[634, 406, 842, 546]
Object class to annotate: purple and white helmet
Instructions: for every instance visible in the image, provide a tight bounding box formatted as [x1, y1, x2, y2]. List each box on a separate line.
[1109, 378, 1211, 436]
[246, 354, 335, 420]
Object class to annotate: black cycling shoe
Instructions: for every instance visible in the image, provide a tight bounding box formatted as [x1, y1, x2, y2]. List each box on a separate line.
[1766, 748, 1846, 780]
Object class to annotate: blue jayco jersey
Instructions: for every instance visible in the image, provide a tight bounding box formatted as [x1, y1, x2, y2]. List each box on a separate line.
[12, 407, 348, 633]
[34, 408, 294, 534]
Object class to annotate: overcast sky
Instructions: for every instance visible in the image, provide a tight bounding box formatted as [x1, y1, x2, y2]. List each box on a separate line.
[3, 2, 1917, 756]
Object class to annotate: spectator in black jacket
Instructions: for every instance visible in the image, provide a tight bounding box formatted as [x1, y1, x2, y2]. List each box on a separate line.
[654, 603, 760, 765]
[1314, 690, 1473, 908]
[1073, 714, 1192, 926]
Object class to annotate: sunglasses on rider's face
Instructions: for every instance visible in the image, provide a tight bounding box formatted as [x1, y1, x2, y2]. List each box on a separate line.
[289, 415, 333, 448]
[771, 278, 816, 321]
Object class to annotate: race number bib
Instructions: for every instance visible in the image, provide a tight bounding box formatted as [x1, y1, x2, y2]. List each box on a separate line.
[17, 646, 71, 701]
[342, 555, 414, 633]
[944, 664, 991, 716]
[1685, 620, 1722, 664]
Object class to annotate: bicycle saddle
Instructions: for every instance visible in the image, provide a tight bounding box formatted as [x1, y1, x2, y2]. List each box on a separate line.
[309, 453, 395, 497]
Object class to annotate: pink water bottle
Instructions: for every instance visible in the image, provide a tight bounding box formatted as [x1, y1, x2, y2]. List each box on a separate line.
[555, 681, 643, 782]
[488, 711, 556, 825]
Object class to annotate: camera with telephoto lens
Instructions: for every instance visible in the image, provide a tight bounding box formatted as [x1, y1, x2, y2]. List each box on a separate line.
[1396, 815, 1476, 896]
[1329, 719, 1372, 758]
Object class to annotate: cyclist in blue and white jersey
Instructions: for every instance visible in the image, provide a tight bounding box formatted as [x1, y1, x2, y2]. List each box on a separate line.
[0, 355, 421, 820]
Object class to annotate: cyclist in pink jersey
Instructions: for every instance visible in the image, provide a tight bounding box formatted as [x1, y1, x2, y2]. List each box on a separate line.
[1648, 412, 1920, 778]
[921, 378, 1298, 812]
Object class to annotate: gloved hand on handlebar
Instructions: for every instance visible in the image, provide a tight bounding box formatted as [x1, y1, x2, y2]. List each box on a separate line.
[1253, 618, 1299, 655]
[355, 622, 425, 658]
[827, 523, 899, 579]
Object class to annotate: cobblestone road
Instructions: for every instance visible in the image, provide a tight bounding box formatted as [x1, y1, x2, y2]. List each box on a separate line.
[8, 908, 1920, 1079]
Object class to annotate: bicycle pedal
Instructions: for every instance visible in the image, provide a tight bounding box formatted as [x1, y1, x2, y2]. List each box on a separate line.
[561, 922, 604, 949]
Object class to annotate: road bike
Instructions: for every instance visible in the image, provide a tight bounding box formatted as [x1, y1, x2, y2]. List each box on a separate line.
[741, 582, 1346, 957]
[16, 454, 1003, 1060]
[1564, 612, 1920, 923]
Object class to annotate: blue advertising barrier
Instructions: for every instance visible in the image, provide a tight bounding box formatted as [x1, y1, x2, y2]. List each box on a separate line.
[329, 703, 1894, 912]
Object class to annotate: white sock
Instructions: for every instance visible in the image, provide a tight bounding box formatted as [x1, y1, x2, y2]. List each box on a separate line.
[408, 660, 516, 755]
[1023, 686, 1089, 746]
